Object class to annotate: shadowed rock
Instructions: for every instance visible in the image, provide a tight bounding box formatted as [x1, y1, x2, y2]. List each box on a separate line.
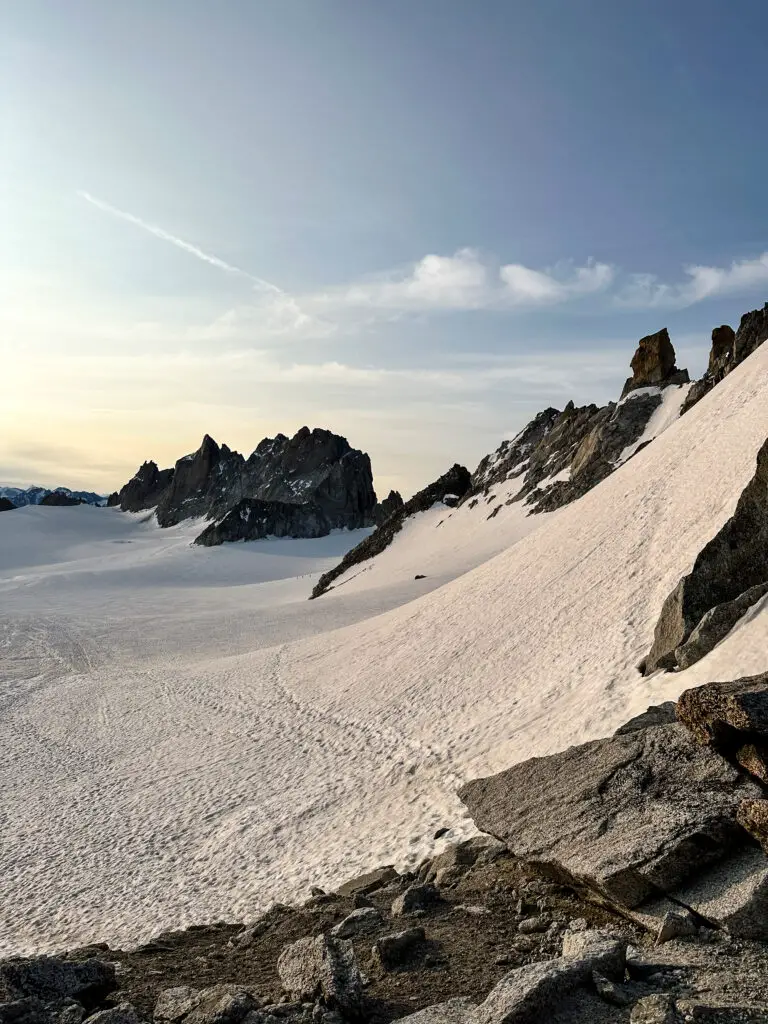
[194, 500, 330, 546]
[644, 436, 768, 673]
[276, 935, 362, 1015]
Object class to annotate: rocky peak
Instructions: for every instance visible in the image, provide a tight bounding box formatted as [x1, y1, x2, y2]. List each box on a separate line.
[374, 489, 405, 526]
[620, 327, 689, 398]
[112, 427, 378, 539]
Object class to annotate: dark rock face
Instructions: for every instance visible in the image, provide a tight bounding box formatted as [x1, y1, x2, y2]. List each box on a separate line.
[113, 428, 376, 540]
[194, 500, 330, 547]
[613, 702, 677, 736]
[620, 328, 689, 398]
[0, 497, 16, 511]
[459, 722, 760, 909]
[113, 462, 175, 514]
[709, 325, 736, 377]
[644, 436, 768, 673]
[39, 492, 84, 507]
[374, 490, 404, 526]
[682, 304, 768, 414]
[311, 464, 471, 598]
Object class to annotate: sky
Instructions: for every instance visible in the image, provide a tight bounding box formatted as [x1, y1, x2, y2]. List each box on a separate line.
[3, 0, 768, 497]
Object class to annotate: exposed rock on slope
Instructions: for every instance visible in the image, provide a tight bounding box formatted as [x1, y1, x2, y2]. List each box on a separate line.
[110, 427, 378, 544]
[195, 500, 330, 546]
[644, 435, 768, 673]
[683, 303, 768, 413]
[374, 490, 405, 526]
[0, 497, 16, 512]
[311, 465, 471, 598]
[620, 328, 689, 398]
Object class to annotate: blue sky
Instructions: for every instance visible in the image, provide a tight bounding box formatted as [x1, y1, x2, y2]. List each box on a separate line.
[3, 0, 768, 495]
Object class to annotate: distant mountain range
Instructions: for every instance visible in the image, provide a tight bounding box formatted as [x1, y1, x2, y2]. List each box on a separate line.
[0, 485, 107, 508]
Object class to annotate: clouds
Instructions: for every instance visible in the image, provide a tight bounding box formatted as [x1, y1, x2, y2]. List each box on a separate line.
[316, 249, 615, 312]
[617, 253, 768, 308]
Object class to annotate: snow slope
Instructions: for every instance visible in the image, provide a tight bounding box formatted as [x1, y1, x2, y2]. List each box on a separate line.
[3, 346, 768, 956]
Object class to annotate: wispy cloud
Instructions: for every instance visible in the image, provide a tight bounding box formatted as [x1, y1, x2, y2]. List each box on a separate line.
[617, 253, 768, 308]
[77, 190, 288, 296]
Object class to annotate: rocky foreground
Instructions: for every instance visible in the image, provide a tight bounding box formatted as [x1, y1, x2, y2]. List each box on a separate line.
[7, 674, 768, 1024]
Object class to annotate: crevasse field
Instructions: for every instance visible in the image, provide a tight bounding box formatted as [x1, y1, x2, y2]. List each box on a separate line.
[3, 346, 768, 957]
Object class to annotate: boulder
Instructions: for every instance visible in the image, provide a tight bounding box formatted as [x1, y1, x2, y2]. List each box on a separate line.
[390, 998, 476, 1024]
[560, 930, 627, 980]
[391, 884, 439, 917]
[185, 987, 258, 1024]
[655, 910, 697, 945]
[676, 673, 768, 747]
[330, 907, 382, 939]
[473, 957, 591, 1024]
[0, 959, 115, 1006]
[0, 1000, 85, 1024]
[154, 988, 201, 1023]
[644, 437, 768, 673]
[459, 723, 761, 909]
[336, 865, 398, 898]
[420, 836, 505, 887]
[371, 927, 425, 971]
[276, 935, 362, 1015]
[85, 1006, 144, 1024]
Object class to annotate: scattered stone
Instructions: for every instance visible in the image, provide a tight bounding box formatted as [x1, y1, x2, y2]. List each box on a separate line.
[561, 930, 627, 980]
[459, 723, 760, 908]
[85, 1005, 144, 1024]
[276, 936, 362, 1016]
[473, 957, 591, 1024]
[309, 888, 325, 898]
[433, 828, 450, 840]
[421, 837, 505, 888]
[371, 928, 426, 971]
[391, 884, 439, 917]
[568, 918, 588, 932]
[592, 971, 633, 1007]
[656, 910, 697, 945]
[517, 918, 548, 935]
[630, 994, 677, 1024]
[335, 866, 398, 898]
[154, 988, 201, 1023]
[351, 893, 374, 910]
[414, 575, 426, 581]
[330, 908, 382, 939]
[0, 959, 116, 1005]
[391, 997, 476, 1024]
[185, 987, 258, 1024]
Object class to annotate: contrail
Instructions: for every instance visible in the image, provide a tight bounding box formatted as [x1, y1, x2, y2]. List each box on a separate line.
[77, 190, 283, 295]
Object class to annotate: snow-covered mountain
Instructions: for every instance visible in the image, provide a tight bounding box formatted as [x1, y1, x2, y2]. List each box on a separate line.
[3, 302, 768, 960]
[0, 484, 106, 508]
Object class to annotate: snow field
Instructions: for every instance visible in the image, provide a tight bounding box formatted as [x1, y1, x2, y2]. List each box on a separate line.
[3, 345, 768, 955]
